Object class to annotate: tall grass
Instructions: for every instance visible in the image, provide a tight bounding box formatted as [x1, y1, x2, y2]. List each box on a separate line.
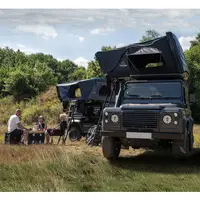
[2, 87, 200, 191]
[1, 142, 200, 192]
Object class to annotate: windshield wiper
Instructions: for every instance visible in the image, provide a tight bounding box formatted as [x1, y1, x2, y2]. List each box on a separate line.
[124, 95, 180, 100]
[150, 95, 163, 99]
[149, 95, 180, 99]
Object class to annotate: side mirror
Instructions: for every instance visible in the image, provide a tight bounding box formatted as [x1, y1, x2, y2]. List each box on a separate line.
[190, 94, 196, 104]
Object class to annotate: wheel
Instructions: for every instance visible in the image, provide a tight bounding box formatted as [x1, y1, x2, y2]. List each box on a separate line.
[68, 127, 81, 141]
[102, 136, 121, 160]
[188, 128, 194, 151]
[172, 128, 190, 158]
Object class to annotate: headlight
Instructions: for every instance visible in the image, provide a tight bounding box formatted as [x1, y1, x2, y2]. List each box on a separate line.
[163, 115, 172, 124]
[111, 114, 119, 123]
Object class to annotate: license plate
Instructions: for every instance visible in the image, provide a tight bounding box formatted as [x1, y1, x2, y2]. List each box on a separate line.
[126, 132, 152, 139]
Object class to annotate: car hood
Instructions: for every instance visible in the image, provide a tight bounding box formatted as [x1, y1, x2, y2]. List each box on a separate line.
[120, 103, 178, 110]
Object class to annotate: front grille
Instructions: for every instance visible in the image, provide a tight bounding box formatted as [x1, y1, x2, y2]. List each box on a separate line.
[122, 111, 158, 129]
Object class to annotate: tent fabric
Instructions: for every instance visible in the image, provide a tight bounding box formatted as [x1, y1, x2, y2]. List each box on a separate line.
[130, 47, 161, 55]
[56, 78, 107, 102]
[95, 32, 189, 78]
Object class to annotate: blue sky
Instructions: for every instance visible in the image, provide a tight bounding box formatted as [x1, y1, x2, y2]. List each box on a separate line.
[0, 9, 200, 67]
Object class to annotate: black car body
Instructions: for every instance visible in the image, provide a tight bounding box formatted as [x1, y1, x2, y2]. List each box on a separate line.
[56, 78, 114, 141]
[95, 32, 194, 159]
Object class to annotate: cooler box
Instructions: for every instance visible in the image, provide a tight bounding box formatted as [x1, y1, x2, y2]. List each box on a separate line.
[28, 132, 45, 144]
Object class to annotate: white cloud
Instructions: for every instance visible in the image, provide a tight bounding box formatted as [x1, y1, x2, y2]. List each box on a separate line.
[0, 9, 200, 37]
[16, 24, 57, 39]
[76, 36, 84, 42]
[16, 43, 40, 54]
[74, 57, 89, 68]
[57, 57, 65, 61]
[116, 43, 125, 48]
[68, 34, 85, 43]
[178, 36, 195, 51]
[0, 43, 39, 54]
[87, 17, 94, 22]
[90, 27, 115, 35]
[42, 36, 49, 40]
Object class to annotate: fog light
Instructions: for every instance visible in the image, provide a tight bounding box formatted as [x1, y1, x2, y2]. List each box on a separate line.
[105, 119, 108, 123]
[105, 112, 108, 116]
[174, 121, 178, 125]
[174, 113, 178, 117]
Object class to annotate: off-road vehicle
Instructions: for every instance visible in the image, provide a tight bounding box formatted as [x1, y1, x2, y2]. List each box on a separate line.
[95, 32, 195, 159]
[57, 78, 113, 141]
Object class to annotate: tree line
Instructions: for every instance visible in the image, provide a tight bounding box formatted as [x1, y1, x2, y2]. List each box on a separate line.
[0, 45, 114, 100]
[1, 30, 200, 120]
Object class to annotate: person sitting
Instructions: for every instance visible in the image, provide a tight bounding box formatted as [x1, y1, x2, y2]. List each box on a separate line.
[7, 109, 30, 145]
[33, 115, 47, 131]
[45, 113, 68, 144]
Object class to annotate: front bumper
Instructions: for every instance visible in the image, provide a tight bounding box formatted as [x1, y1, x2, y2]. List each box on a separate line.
[101, 130, 183, 140]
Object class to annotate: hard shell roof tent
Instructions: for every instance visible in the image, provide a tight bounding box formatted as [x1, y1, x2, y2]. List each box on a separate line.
[95, 32, 189, 81]
[56, 78, 110, 103]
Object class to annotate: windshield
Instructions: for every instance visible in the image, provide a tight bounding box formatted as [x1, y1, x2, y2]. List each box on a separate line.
[121, 81, 182, 104]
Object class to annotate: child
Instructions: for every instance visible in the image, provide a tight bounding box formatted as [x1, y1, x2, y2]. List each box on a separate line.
[33, 115, 47, 131]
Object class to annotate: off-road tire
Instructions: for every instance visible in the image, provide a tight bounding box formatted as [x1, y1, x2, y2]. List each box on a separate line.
[102, 136, 121, 160]
[172, 128, 190, 159]
[68, 127, 81, 142]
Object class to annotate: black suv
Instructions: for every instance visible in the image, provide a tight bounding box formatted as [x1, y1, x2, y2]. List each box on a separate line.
[95, 32, 195, 159]
[101, 77, 194, 159]
[57, 78, 113, 141]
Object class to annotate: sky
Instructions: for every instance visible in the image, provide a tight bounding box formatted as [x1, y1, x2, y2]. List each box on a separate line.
[0, 9, 200, 68]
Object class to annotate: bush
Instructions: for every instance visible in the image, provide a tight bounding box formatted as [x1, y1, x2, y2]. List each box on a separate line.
[21, 100, 62, 126]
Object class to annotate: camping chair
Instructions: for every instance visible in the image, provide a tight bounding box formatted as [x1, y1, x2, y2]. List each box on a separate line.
[59, 104, 76, 144]
[57, 106, 75, 144]
[56, 126, 68, 145]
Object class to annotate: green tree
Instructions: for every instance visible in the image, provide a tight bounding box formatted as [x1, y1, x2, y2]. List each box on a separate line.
[71, 66, 87, 81]
[184, 43, 200, 97]
[140, 30, 160, 42]
[184, 33, 200, 121]
[190, 33, 200, 47]
[87, 46, 116, 78]
[4, 62, 57, 100]
[57, 59, 78, 82]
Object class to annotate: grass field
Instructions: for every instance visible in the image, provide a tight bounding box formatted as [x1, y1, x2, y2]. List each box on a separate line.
[1, 125, 200, 192]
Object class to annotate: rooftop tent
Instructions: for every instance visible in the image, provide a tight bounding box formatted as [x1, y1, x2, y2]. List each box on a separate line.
[56, 80, 79, 102]
[95, 32, 189, 79]
[56, 78, 108, 102]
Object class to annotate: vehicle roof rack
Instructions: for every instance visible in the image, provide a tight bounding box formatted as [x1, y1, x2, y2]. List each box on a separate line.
[129, 73, 189, 81]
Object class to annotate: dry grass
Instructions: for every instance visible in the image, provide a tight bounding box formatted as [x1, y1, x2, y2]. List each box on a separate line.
[1, 140, 200, 191]
[0, 131, 200, 192]
[36, 86, 58, 104]
[2, 88, 200, 191]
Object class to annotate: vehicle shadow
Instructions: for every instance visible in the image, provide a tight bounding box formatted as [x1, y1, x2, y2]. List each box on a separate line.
[109, 149, 200, 174]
